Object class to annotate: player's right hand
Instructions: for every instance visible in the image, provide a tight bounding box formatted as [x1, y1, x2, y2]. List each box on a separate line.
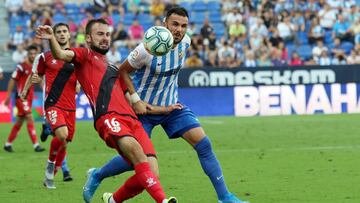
[19, 91, 27, 101]
[31, 73, 41, 83]
[133, 100, 148, 115]
[36, 25, 54, 39]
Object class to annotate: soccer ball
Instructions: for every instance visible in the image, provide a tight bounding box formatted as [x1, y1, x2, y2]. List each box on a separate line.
[143, 26, 174, 56]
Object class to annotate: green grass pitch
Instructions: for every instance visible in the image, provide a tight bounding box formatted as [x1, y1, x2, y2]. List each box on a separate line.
[1, 114, 360, 203]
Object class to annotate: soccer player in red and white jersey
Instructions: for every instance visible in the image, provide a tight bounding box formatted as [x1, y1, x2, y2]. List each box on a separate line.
[3, 45, 45, 153]
[36, 19, 177, 203]
[22, 23, 78, 189]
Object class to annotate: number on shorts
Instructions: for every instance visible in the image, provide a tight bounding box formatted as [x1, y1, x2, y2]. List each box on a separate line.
[48, 110, 57, 124]
[104, 118, 121, 133]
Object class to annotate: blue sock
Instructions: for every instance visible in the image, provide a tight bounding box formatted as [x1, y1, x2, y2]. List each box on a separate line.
[61, 157, 70, 173]
[195, 136, 229, 199]
[95, 155, 133, 181]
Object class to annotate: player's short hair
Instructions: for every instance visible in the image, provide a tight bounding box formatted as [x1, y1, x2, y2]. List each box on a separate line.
[53, 23, 69, 33]
[85, 18, 109, 35]
[165, 6, 189, 20]
[27, 45, 38, 52]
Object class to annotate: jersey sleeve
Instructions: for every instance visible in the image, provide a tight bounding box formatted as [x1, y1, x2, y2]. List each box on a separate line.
[69, 47, 88, 66]
[127, 43, 151, 69]
[11, 64, 23, 81]
[33, 53, 45, 75]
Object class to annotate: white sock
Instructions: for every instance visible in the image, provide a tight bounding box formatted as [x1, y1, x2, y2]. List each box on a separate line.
[5, 142, 12, 147]
[109, 196, 116, 203]
[33, 143, 39, 148]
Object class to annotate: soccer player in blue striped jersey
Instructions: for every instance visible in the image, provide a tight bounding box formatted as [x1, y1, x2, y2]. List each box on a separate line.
[83, 7, 248, 203]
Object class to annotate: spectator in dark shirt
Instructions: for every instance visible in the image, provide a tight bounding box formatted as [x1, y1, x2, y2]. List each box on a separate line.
[200, 18, 214, 39]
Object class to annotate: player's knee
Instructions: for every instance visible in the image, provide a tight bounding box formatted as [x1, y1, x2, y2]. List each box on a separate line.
[195, 136, 213, 155]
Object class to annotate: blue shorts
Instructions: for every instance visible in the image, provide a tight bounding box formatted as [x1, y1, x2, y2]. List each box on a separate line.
[138, 105, 201, 139]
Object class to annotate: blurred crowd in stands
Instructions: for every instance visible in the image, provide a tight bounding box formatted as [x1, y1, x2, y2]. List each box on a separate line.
[4, 0, 360, 69]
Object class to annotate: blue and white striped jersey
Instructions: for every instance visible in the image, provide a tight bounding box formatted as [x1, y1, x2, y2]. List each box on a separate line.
[128, 34, 191, 106]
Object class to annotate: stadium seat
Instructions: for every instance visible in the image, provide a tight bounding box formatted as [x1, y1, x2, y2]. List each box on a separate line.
[296, 31, 309, 45]
[53, 13, 67, 23]
[179, 2, 191, 12]
[324, 30, 333, 45]
[209, 11, 222, 23]
[191, 12, 206, 24]
[296, 44, 313, 60]
[191, 1, 207, 12]
[340, 41, 354, 54]
[207, 1, 221, 11]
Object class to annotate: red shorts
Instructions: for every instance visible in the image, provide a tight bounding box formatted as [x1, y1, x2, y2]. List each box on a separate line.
[45, 106, 76, 142]
[95, 112, 156, 157]
[16, 98, 32, 117]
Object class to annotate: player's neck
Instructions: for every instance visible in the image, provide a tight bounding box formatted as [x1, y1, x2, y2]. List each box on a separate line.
[60, 44, 70, 50]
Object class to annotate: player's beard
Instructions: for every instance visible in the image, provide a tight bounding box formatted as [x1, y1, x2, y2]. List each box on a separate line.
[91, 44, 109, 55]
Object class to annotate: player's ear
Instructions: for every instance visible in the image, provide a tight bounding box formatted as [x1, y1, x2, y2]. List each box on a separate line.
[85, 34, 91, 44]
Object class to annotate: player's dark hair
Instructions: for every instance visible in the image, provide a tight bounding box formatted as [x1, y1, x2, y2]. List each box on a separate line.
[27, 45, 38, 52]
[165, 6, 189, 19]
[85, 18, 109, 35]
[53, 23, 69, 33]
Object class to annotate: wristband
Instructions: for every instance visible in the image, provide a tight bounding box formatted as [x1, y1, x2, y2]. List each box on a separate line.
[130, 92, 141, 104]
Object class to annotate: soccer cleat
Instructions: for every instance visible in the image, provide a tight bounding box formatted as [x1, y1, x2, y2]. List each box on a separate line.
[218, 193, 249, 203]
[35, 145, 45, 152]
[83, 168, 101, 203]
[45, 161, 55, 180]
[63, 171, 73, 182]
[43, 178, 56, 189]
[162, 197, 178, 203]
[40, 123, 53, 142]
[4, 145, 14, 152]
[101, 192, 112, 203]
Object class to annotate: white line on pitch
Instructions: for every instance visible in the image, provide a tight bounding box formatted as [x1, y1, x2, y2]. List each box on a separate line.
[0, 145, 359, 160]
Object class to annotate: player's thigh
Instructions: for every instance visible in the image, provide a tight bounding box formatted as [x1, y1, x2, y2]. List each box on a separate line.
[133, 120, 156, 157]
[46, 107, 67, 138]
[162, 105, 201, 139]
[16, 99, 31, 117]
[65, 111, 76, 141]
[116, 136, 148, 164]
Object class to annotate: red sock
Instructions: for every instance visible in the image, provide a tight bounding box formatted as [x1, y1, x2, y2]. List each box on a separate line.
[7, 123, 22, 143]
[48, 137, 64, 162]
[27, 121, 38, 144]
[134, 162, 166, 203]
[113, 175, 144, 202]
[54, 146, 67, 175]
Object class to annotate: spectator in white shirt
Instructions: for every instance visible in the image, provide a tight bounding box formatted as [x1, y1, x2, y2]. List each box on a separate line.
[12, 44, 27, 64]
[106, 44, 122, 66]
[277, 16, 297, 41]
[318, 3, 338, 29]
[312, 40, 328, 61]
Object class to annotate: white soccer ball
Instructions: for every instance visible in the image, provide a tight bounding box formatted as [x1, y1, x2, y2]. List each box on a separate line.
[143, 26, 174, 56]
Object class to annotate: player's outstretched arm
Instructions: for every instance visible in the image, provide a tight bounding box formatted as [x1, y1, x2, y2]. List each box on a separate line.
[4, 78, 15, 106]
[119, 60, 148, 115]
[20, 73, 35, 100]
[146, 103, 183, 115]
[36, 25, 74, 62]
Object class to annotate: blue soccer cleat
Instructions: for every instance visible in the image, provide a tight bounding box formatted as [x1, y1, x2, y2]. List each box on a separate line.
[218, 193, 249, 203]
[83, 168, 101, 203]
[40, 122, 53, 142]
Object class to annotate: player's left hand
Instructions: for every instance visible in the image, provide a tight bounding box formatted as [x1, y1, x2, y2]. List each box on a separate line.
[166, 103, 183, 114]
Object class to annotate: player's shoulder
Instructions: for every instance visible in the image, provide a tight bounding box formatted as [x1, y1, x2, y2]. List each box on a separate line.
[130, 43, 150, 60]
